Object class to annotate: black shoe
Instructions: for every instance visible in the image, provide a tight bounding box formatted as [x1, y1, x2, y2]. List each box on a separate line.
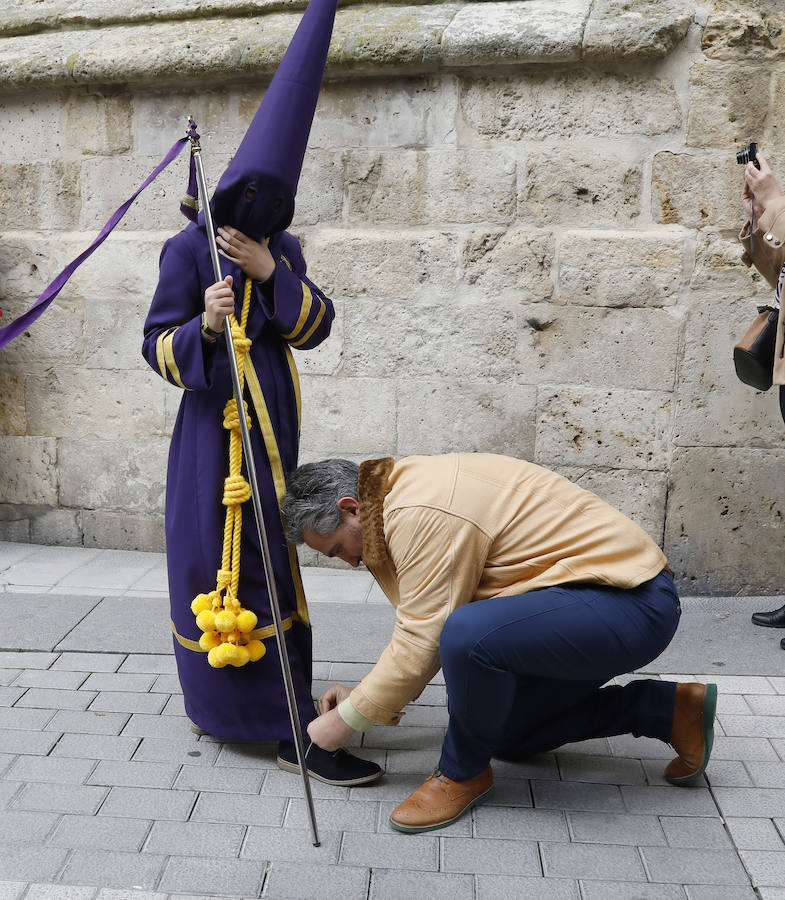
[751, 604, 785, 628]
[277, 740, 383, 786]
[780, 637, 785, 650]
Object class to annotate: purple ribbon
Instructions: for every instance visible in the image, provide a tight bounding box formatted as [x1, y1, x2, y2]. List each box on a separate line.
[0, 132, 195, 349]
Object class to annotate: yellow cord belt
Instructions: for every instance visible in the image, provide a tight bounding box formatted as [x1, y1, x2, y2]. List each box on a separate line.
[190, 278, 266, 668]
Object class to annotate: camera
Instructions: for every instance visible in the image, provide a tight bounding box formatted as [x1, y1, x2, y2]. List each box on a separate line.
[736, 141, 760, 170]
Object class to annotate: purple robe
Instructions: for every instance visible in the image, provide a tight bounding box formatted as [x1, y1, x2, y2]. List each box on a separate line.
[142, 222, 334, 740]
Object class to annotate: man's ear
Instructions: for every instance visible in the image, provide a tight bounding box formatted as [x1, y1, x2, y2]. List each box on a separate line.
[337, 497, 360, 519]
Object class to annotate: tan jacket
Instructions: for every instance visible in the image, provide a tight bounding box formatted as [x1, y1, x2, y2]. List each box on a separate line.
[740, 194, 785, 386]
[349, 454, 667, 725]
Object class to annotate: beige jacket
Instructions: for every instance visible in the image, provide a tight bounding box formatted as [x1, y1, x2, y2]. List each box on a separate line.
[740, 194, 785, 385]
[349, 454, 667, 725]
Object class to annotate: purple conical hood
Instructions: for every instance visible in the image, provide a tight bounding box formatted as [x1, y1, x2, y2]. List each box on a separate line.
[210, 0, 338, 239]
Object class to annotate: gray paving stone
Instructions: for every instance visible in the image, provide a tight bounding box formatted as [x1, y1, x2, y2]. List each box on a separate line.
[95, 890, 168, 900]
[14, 782, 108, 814]
[13, 669, 88, 690]
[476, 875, 580, 900]
[174, 764, 263, 794]
[441, 835, 540, 876]
[160, 694, 185, 716]
[482, 777, 533, 807]
[703, 760, 754, 787]
[362, 725, 445, 750]
[99, 786, 196, 821]
[557, 738, 612, 756]
[60, 550, 159, 591]
[531, 780, 624, 812]
[0, 809, 60, 842]
[56, 597, 171, 654]
[118, 655, 177, 675]
[262, 769, 350, 800]
[121, 713, 192, 739]
[695, 675, 774, 694]
[541, 841, 646, 880]
[213, 743, 278, 769]
[580, 882, 685, 899]
[0, 687, 24, 706]
[659, 815, 732, 849]
[396, 705, 450, 727]
[726, 817, 785, 851]
[641, 846, 750, 885]
[52, 653, 126, 673]
[339, 830, 438, 871]
[158, 856, 264, 896]
[16, 687, 97, 710]
[191, 791, 286, 827]
[743, 760, 785, 788]
[490, 753, 560, 781]
[285, 798, 378, 832]
[149, 674, 182, 693]
[769, 677, 785, 694]
[621, 785, 719, 816]
[608, 734, 673, 759]
[5, 595, 102, 652]
[0, 669, 22, 686]
[133, 737, 220, 766]
[53, 733, 141, 761]
[556, 753, 646, 785]
[44, 710, 129, 736]
[5, 754, 96, 784]
[712, 736, 780, 761]
[241, 825, 341, 864]
[348, 771, 426, 803]
[474, 806, 569, 841]
[0, 843, 69, 881]
[87, 760, 180, 789]
[714, 787, 785, 818]
[0, 706, 56, 731]
[262, 861, 370, 899]
[758, 889, 785, 900]
[26, 886, 98, 900]
[717, 694, 753, 715]
[0, 881, 32, 900]
[0, 652, 58, 669]
[568, 811, 666, 846]
[0, 754, 12, 777]
[744, 695, 785, 715]
[59, 849, 166, 891]
[0, 728, 60, 756]
[370, 868, 474, 900]
[50, 814, 153, 852]
[721, 715, 785, 739]
[82, 673, 157, 692]
[89, 691, 168, 715]
[0, 541, 36, 567]
[739, 850, 785, 887]
[685, 887, 759, 900]
[144, 820, 246, 858]
[0, 781, 23, 808]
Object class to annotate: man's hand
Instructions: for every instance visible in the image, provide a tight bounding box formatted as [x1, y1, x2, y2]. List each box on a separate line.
[744, 151, 783, 217]
[317, 682, 352, 715]
[217, 226, 275, 282]
[307, 706, 356, 752]
[204, 274, 234, 334]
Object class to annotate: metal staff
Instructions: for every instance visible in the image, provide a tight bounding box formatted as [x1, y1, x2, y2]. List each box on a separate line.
[186, 117, 320, 847]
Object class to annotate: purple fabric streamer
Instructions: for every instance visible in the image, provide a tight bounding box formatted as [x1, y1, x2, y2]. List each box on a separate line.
[0, 133, 193, 349]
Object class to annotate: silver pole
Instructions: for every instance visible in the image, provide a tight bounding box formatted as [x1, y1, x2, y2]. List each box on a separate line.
[187, 119, 320, 847]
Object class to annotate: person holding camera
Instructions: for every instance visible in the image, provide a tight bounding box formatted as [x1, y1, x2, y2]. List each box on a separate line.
[739, 148, 785, 638]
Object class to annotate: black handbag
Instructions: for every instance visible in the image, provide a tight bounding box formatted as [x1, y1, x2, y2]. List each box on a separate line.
[734, 306, 778, 391]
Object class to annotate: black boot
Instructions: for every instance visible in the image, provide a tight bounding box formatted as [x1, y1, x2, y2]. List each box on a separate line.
[277, 740, 383, 786]
[751, 603, 785, 628]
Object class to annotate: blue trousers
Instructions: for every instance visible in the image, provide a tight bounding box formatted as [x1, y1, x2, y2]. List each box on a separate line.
[438, 570, 681, 780]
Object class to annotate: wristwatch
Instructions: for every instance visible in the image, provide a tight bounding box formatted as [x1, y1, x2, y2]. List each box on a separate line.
[200, 312, 222, 341]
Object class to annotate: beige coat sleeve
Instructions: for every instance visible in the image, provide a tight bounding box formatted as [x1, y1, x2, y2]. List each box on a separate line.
[349, 507, 491, 725]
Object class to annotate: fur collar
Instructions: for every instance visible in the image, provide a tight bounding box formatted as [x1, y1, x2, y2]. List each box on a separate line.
[358, 457, 395, 570]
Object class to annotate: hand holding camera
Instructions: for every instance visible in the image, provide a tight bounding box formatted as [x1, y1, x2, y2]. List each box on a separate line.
[738, 142, 783, 218]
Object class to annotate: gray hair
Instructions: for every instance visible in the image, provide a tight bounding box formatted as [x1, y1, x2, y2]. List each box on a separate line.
[281, 459, 360, 543]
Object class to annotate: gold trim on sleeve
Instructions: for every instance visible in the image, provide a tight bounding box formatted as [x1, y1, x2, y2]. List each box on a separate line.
[281, 282, 313, 342]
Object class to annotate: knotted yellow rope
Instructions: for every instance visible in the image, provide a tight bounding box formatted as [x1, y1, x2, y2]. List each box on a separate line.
[191, 278, 266, 668]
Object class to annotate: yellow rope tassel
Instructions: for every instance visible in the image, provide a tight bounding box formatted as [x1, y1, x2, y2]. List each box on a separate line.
[191, 278, 266, 669]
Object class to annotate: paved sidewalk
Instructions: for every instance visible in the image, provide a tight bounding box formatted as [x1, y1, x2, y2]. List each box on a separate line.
[0, 541, 784, 900]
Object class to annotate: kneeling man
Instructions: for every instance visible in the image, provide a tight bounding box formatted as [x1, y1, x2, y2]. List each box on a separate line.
[282, 454, 716, 833]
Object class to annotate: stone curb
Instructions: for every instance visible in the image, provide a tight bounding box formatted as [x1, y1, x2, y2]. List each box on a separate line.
[0, 0, 696, 94]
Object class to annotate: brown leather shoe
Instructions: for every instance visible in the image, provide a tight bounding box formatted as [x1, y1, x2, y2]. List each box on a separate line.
[665, 682, 717, 786]
[389, 766, 494, 833]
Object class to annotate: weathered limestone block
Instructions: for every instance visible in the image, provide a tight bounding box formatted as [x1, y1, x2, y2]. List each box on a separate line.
[59, 438, 169, 511]
[30, 508, 83, 547]
[0, 371, 26, 435]
[702, 0, 785, 61]
[518, 305, 681, 390]
[24, 369, 167, 439]
[298, 375, 396, 455]
[460, 228, 554, 302]
[397, 380, 537, 457]
[0, 161, 80, 230]
[686, 62, 771, 149]
[518, 148, 642, 226]
[82, 510, 165, 552]
[300, 227, 460, 301]
[583, 0, 694, 60]
[460, 71, 681, 141]
[665, 446, 785, 594]
[0, 506, 33, 542]
[306, 77, 459, 149]
[559, 467, 668, 544]
[71, 234, 166, 302]
[0, 92, 68, 162]
[0, 299, 85, 368]
[0, 437, 58, 505]
[651, 151, 746, 229]
[289, 150, 345, 228]
[345, 298, 517, 381]
[556, 231, 686, 307]
[689, 228, 773, 297]
[536, 387, 671, 471]
[441, 0, 587, 65]
[136, 90, 245, 157]
[66, 93, 133, 157]
[344, 149, 516, 226]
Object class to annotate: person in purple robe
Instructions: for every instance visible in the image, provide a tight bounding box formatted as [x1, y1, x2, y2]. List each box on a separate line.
[142, 0, 382, 786]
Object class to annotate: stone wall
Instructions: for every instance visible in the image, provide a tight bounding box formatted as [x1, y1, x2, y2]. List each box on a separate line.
[0, 0, 783, 593]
